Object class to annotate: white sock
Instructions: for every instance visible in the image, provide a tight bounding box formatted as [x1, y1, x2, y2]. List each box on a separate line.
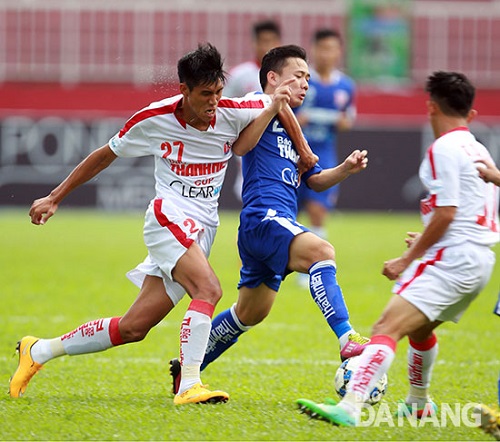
[33, 317, 123, 362]
[342, 335, 396, 416]
[406, 334, 438, 406]
[178, 300, 214, 394]
[31, 338, 66, 364]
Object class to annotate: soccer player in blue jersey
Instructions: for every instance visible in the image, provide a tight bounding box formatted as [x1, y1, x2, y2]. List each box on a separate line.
[170, 45, 368, 393]
[296, 29, 356, 279]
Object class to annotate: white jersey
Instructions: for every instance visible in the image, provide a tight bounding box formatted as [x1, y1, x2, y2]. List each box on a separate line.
[223, 61, 262, 97]
[419, 127, 499, 248]
[109, 93, 271, 227]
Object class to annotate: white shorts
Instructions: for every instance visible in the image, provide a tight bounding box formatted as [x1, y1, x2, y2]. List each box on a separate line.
[393, 242, 495, 323]
[126, 199, 217, 306]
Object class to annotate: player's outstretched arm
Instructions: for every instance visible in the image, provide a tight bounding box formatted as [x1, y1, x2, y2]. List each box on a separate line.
[278, 104, 318, 173]
[29, 144, 117, 225]
[232, 79, 293, 156]
[305, 149, 367, 192]
[382, 206, 456, 280]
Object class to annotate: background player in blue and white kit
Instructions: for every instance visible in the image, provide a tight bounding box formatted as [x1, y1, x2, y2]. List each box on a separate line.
[170, 45, 368, 393]
[296, 29, 356, 255]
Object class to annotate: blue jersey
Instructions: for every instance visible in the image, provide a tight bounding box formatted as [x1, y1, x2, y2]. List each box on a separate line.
[237, 112, 322, 291]
[241, 116, 322, 218]
[299, 69, 356, 168]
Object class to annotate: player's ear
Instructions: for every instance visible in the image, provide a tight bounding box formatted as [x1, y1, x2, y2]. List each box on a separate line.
[179, 83, 189, 97]
[267, 70, 279, 88]
[467, 109, 478, 123]
[426, 99, 438, 115]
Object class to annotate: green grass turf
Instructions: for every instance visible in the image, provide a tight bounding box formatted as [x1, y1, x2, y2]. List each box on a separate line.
[1, 208, 498, 441]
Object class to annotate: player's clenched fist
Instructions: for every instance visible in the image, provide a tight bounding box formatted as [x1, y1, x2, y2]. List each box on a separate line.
[29, 196, 58, 225]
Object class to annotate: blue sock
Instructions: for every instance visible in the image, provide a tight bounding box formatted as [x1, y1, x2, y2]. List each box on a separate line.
[201, 304, 251, 371]
[309, 260, 352, 339]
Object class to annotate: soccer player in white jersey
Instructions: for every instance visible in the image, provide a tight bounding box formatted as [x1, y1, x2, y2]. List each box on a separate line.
[297, 71, 499, 426]
[9, 43, 315, 405]
[169, 45, 369, 394]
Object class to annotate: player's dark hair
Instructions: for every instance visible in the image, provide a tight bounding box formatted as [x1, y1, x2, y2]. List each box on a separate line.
[177, 43, 226, 90]
[259, 44, 307, 91]
[425, 71, 475, 117]
[313, 28, 342, 44]
[253, 20, 281, 39]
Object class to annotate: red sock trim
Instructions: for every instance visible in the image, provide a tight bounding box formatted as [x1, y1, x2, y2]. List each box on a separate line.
[409, 333, 437, 351]
[109, 316, 124, 346]
[188, 299, 215, 318]
[370, 334, 397, 352]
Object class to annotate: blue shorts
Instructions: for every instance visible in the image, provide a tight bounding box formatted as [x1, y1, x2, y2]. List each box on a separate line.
[238, 209, 309, 291]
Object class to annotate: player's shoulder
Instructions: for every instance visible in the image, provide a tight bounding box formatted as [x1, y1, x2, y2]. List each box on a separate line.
[133, 95, 181, 119]
[148, 94, 182, 111]
[119, 95, 181, 136]
[430, 128, 475, 162]
[219, 92, 271, 109]
[435, 127, 472, 148]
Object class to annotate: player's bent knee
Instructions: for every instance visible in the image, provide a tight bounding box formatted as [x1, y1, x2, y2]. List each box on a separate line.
[312, 240, 336, 262]
[190, 279, 223, 306]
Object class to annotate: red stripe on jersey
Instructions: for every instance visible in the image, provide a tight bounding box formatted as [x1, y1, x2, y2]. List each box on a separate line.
[188, 299, 215, 318]
[119, 102, 178, 138]
[420, 194, 436, 215]
[427, 143, 437, 180]
[218, 98, 265, 109]
[441, 126, 469, 136]
[396, 248, 445, 294]
[153, 199, 194, 249]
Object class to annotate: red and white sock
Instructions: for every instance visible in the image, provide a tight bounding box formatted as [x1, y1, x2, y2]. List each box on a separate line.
[406, 333, 438, 406]
[342, 335, 396, 416]
[31, 317, 124, 364]
[178, 300, 214, 394]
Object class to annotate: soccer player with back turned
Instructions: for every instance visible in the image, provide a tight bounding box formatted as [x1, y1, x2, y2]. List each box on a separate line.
[297, 71, 499, 426]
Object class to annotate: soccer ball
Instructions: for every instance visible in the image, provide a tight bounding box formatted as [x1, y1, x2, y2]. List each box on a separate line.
[334, 355, 388, 405]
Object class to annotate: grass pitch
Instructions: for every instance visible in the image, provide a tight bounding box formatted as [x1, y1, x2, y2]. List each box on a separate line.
[1, 209, 498, 441]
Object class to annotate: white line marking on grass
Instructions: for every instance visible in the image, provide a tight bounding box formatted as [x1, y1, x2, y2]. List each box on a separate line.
[7, 315, 68, 324]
